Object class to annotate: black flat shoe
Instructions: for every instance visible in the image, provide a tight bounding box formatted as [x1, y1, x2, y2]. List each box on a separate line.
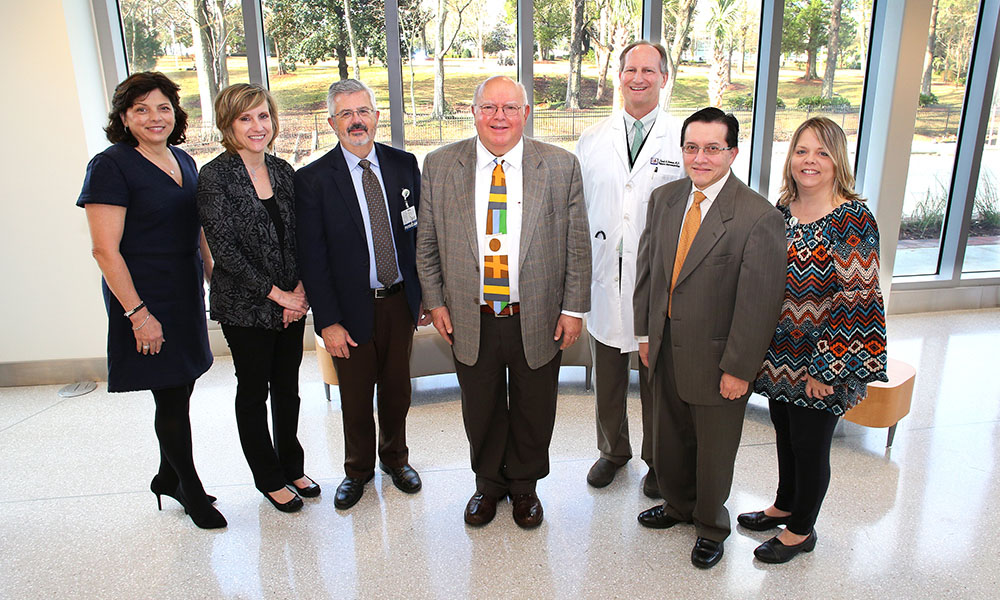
[737, 509, 790, 531]
[288, 476, 321, 498]
[263, 489, 304, 513]
[176, 485, 227, 529]
[691, 537, 724, 569]
[754, 530, 817, 564]
[379, 463, 422, 494]
[637, 505, 684, 529]
[334, 473, 374, 510]
[151, 475, 215, 510]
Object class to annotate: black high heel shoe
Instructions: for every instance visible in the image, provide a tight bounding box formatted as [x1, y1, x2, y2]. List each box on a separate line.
[150, 475, 216, 510]
[176, 485, 227, 529]
[263, 489, 304, 513]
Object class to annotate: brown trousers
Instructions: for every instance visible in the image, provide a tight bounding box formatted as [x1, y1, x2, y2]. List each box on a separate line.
[332, 292, 414, 479]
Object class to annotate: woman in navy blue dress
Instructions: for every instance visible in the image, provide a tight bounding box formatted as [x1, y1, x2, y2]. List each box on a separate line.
[78, 72, 224, 529]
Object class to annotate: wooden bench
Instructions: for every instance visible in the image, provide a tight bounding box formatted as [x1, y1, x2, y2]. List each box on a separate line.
[843, 357, 916, 448]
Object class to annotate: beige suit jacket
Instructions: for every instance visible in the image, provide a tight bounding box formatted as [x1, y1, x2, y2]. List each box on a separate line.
[416, 137, 591, 369]
[633, 173, 786, 406]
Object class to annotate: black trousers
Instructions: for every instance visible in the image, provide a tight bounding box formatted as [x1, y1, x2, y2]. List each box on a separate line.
[453, 312, 562, 497]
[769, 399, 840, 535]
[222, 319, 306, 493]
[331, 291, 414, 479]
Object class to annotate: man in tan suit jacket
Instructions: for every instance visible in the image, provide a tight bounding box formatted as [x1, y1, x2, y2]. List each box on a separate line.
[417, 76, 591, 529]
[634, 108, 786, 568]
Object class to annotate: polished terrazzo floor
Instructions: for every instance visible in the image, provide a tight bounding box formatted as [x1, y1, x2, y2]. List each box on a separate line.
[2, 309, 999, 599]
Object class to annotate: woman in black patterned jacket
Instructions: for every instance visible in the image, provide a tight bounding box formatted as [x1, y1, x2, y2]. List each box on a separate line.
[197, 84, 319, 513]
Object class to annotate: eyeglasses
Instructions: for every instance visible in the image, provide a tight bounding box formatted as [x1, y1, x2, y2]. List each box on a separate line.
[476, 104, 524, 117]
[334, 107, 374, 120]
[681, 144, 733, 156]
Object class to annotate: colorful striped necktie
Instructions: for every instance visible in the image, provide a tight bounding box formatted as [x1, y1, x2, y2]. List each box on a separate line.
[669, 190, 706, 318]
[483, 159, 510, 314]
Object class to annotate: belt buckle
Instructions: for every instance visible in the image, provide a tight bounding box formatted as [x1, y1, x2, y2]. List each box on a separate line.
[374, 287, 387, 299]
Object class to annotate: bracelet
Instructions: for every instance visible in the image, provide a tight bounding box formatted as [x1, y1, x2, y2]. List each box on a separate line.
[132, 314, 151, 331]
[124, 301, 146, 318]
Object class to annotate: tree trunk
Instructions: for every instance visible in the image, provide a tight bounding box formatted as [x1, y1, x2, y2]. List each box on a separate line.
[922, 0, 939, 95]
[595, 10, 610, 100]
[342, 0, 361, 79]
[806, 48, 818, 80]
[432, 0, 449, 118]
[708, 39, 727, 107]
[409, 36, 418, 127]
[191, 0, 218, 135]
[821, 0, 843, 98]
[661, 0, 697, 110]
[565, 0, 586, 109]
[337, 45, 349, 80]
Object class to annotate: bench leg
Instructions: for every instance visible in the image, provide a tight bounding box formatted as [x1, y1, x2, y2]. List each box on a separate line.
[585, 365, 592, 391]
[324, 383, 331, 402]
[886, 423, 897, 448]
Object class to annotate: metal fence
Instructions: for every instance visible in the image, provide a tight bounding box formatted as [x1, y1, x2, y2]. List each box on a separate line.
[176, 105, 968, 168]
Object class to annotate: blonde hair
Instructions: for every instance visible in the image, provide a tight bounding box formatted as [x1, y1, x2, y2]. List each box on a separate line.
[214, 83, 280, 154]
[777, 117, 863, 207]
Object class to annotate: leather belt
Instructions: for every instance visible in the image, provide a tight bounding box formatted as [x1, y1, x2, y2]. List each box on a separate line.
[373, 281, 403, 299]
[481, 302, 520, 317]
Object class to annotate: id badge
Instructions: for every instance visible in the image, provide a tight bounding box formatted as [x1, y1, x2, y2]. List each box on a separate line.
[402, 205, 417, 231]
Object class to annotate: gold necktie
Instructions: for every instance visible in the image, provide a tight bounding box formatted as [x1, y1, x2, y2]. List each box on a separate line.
[669, 190, 706, 318]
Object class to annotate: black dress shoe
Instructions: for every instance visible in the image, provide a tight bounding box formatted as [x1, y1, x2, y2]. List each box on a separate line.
[334, 473, 374, 510]
[287, 476, 321, 498]
[642, 470, 661, 499]
[263, 489, 303, 513]
[586, 458, 622, 488]
[510, 493, 544, 528]
[737, 510, 790, 531]
[637, 505, 684, 529]
[754, 530, 817, 564]
[464, 492, 498, 526]
[691, 537, 724, 569]
[379, 462, 422, 493]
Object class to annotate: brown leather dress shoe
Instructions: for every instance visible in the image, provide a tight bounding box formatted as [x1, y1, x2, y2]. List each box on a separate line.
[586, 458, 621, 488]
[510, 493, 544, 528]
[642, 470, 662, 499]
[464, 492, 498, 526]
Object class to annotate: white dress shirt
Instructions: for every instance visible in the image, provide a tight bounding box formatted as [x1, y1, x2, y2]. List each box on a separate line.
[341, 145, 403, 288]
[475, 138, 523, 304]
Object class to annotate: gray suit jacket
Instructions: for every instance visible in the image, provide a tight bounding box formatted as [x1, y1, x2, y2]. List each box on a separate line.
[634, 173, 786, 406]
[416, 137, 591, 369]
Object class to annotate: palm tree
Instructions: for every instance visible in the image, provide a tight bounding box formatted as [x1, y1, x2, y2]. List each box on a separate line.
[707, 0, 738, 108]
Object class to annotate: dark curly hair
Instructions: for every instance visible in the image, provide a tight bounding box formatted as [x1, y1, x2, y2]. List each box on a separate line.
[104, 72, 188, 146]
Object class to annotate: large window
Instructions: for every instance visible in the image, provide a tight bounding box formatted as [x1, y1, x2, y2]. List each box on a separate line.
[963, 65, 1000, 274]
[262, 0, 391, 167]
[894, 0, 980, 277]
[766, 0, 873, 202]
[119, 0, 251, 167]
[662, 0, 762, 183]
[395, 0, 517, 161]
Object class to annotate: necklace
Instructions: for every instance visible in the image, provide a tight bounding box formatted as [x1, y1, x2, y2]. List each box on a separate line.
[137, 145, 176, 176]
[246, 159, 267, 184]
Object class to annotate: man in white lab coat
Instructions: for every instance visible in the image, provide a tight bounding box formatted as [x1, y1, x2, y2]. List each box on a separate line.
[575, 40, 684, 493]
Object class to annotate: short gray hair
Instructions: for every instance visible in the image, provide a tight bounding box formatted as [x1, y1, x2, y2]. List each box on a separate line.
[472, 76, 528, 107]
[326, 78, 377, 117]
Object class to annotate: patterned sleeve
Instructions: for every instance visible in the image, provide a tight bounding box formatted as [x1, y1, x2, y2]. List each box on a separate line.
[809, 202, 889, 385]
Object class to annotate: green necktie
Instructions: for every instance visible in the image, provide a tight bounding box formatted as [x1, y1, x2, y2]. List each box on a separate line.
[630, 119, 644, 163]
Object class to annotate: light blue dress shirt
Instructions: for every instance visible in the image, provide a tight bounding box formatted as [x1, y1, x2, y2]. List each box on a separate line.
[341, 145, 403, 288]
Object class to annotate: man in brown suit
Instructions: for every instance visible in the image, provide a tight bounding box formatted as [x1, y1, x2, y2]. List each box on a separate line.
[416, 76, 591, 528]
[633, 107, 786, 568]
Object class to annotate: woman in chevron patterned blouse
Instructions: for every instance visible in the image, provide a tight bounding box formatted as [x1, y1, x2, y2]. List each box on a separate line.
[738, 117, 888, 564]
